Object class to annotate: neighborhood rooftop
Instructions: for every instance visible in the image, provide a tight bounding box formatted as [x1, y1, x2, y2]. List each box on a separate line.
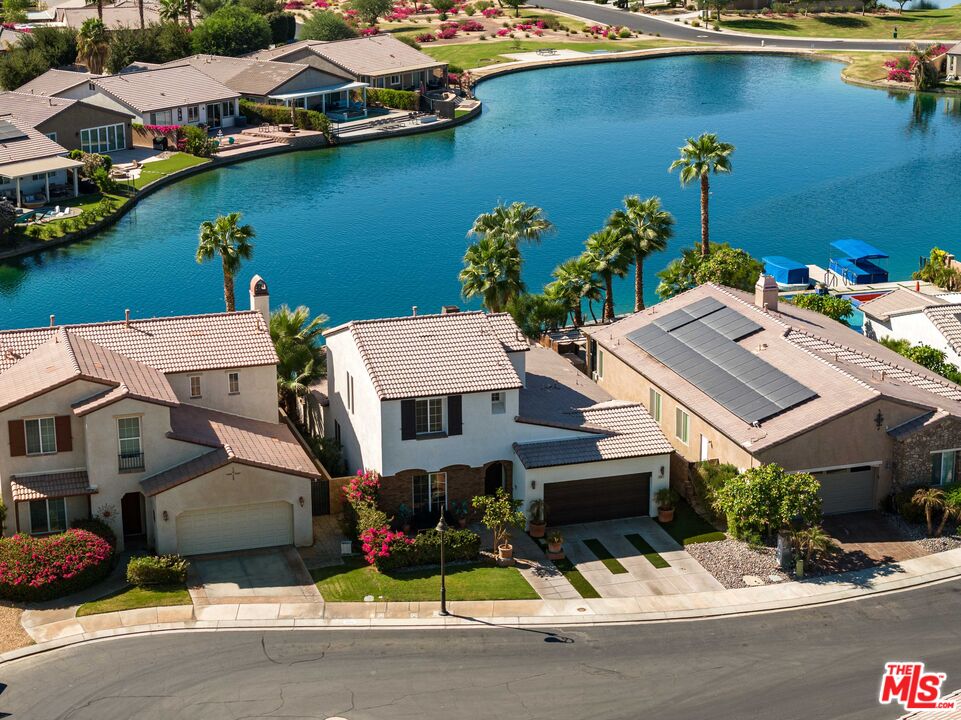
[0, 93, 82, 127]
[163, 55, 319, 96]
[93, 65, 239, 113]
[923, 304, 961, 357]
[858, 286, 948, 321]
[14, 68, 97, 97]
[248, 36, 445, 75]
[0, 117, 67, 166]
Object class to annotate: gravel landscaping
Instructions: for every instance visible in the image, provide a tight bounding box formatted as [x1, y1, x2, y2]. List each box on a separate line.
[0, 603, 32, 653]
[686, 539, 787, 589]
[890, 513, 961, 554]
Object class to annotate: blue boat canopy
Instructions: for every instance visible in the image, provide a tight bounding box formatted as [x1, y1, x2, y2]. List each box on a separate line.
[763, 256, 810, 286]
[830, 238, 889, 261]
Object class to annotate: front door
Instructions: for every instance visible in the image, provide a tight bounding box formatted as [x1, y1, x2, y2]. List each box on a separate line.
[484, 463, 505, 495]
[206, 103, 222, 127]
[121, 492, 144, 536]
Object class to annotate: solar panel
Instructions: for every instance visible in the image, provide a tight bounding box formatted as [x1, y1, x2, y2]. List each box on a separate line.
[626, 301, 817, 424]
[0, 119, 26, 142]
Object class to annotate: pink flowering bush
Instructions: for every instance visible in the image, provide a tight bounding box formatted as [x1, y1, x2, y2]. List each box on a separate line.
[344, 469, 381, 504]
[360, 526, 414, 567]
[142, 124, 181, 135]
[436, 25, 458, 38]
[458, 18, 483, 31]
[284, 0, 304, 8]
[415, 32, 437, 41]
[313, 0, 329, 7]
[0, 529, 113, 602]
[496, 27, 510, 36]
[887, 67, 912, 82]
[481, 6, 500, 16]
[361, 25, 379, 35]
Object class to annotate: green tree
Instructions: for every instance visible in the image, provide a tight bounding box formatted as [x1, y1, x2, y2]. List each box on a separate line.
[668, 132, 734, 257]
[502, 0, 522, 16]
[656, 242, 763, 300]
[0, 49, 48, 90]
[0, 198, 16, 243]
[270, 304, 329, 423]
[469, 201, 554, 248]
[472, 487, 526, 552]
[879, 338, 961, 383]
[546, 255, 603, 326]
[75, 18, 109, 74]
[913, 247, 961, 291]
[350, 0, 393, 24]
[155, 21, 192, 60]
[608, 195, 674, 312]
[301, 10, 359, 40]
[506, 292, 566, 339]
[159, 0, 185, 22]
[195, 212, 256, 312]
[788, 293, 854, 324]
[2, 0, 29, 24]
[191, 5, 271, 56]
[713, 464, 822, 540]
[430, 0, 456, 17]
[459, 235, 524, 313]
[584, 225, 631, 322]
[27, 26, 79, 67]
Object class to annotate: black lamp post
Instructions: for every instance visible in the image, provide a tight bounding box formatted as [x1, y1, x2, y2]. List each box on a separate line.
[436, 511, 449, 616]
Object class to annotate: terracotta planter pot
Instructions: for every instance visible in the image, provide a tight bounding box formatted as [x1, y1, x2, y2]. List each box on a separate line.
[498, 544, 513, 560]
[529, 522, 546, 538]
[657, 507, 675, 523]
[547, 541, 562, 554]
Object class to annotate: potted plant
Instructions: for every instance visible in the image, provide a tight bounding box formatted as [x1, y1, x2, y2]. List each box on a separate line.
[451, 499, 470, 528]
[547, 529, 563, 554]
[528, 499, 547, 538]
[396, 503, 413, 534]
[473, 488, 526, 563]
[655, 487, 678, 523]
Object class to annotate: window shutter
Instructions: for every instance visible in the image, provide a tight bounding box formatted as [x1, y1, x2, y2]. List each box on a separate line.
[55, 415, 72, 453]
[401, 399, 416, 440]
[8, 420, 25, 457]
[447, 395, 462, 436]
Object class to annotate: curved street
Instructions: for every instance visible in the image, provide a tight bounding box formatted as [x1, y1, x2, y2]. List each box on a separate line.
[4, 579, 961, 719]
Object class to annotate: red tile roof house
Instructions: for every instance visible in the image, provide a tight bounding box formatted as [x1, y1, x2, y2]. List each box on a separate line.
[0, 276, 324, 555]
[582, 277, 961, 515]
[322, 309, 672, 527]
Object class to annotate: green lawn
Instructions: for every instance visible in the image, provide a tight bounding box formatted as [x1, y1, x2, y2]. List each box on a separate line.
[12, 192, 129, 242]
[76, 584, 191, 617]
[422, 39, 687, 70]
[132, 152, 209, 189]
[582, 539, 629, 574]
[551, 557, 601, 598]
[817, 50, 900, 83]
[660, 501, 726, 546]
[624, 534, 670, 569]
[311, 559, 538, 602]
[719, 6, 961, 39]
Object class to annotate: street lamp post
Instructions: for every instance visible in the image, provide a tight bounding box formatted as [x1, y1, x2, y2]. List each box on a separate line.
[436, 512, 449, 616]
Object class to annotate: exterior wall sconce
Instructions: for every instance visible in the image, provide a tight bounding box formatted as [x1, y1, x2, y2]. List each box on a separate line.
[162, 510, 168, 522]
[299, 496, 305, 507]
[530, 480, 536, 490]
[874, 409, 884, 431]
[659, 466, 665, 478]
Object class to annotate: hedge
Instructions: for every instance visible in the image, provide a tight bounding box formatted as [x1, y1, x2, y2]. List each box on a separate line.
[70, 517, 117, 549]
[0, 529, 113, 602]
[239, 99, 333, 141]
[366, 88, 420, 111]
[375, 528, 480, 571]
[126, 555, 190, 587]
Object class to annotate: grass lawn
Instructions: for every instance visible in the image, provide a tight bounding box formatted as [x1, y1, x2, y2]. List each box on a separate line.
[551, 557, 601, 598]
[660, 500, 726, 547]
[132, 152, 209, 189]
[12, 192, 129, 242]
[817, 50, 901, 83]
[76, 584, 191, 617]
[422, 39, 687, 70]
[582, 539, 628, 574]
[719, 6, 961, 39]
[624, 534, 670, 569]
[454, 108, 472, 118]
[311, 559, 538, 602]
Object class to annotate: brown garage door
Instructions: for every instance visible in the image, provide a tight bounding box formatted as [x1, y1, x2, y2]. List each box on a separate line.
[544, 473, 651, 525]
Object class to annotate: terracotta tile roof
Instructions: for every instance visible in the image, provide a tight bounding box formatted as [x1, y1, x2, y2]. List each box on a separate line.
[488, 312, 530, 352]
[15, 69, 96, 97]
[0, 117, 67, 166]
[94, 65, 239, 114]
[858, 287, 947, 322]
[326, 311, 523, 400]
[0, 311, 277, 376]
[923, 305, 961, 356]
[11, 470, 94, 501]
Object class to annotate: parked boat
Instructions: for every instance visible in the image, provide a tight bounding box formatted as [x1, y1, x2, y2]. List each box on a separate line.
[828, 239, 889, 285]
[763, 256, 811, 291]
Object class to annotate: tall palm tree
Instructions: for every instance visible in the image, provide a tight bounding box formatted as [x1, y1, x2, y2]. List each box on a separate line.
[908, 42, 940, 91]
[669, 133, 734, 258]
[546, 255, 603, 326]
[459, 235, 524, 313]
[97, 0, 104, 20]
[185, 0, 193, 28]
[138, 0, 145, 28]
[270, 305, 328, 427]
[75, 18, 109, 74]
[608, 195, 675, 312]
[584, 225, 631, 322]
[195, 212, 255, 312]
[469, 201, 554, 247]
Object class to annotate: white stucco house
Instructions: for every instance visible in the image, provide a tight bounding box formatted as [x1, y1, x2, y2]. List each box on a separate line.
[947, 42, 961, 80]
[322, 309, 672, 527]
[861, 287, 961, 368]
[0, 276, 323, 555]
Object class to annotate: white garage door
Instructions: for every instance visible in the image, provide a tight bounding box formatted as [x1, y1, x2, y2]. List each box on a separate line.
[813, 467, 877, 515]
[176, 501, 293, 556]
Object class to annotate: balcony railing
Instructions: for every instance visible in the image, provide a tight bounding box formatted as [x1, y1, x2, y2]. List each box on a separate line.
[118, 452, 144, 472]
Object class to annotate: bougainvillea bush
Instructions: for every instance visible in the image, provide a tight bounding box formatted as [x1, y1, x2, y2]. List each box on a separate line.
[0, 529, 113, 602]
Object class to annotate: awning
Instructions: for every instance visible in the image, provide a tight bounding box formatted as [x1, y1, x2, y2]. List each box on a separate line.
[267, 81, 368, 101]
[11, 470, 95, 502]
[830, 238, 889, 261]
[0, 155, 83, 180]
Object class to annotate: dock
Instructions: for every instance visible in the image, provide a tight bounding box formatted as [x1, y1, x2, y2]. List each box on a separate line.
[797, 265, 945, 298]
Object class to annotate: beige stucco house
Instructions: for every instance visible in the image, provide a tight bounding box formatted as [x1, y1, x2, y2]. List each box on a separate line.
[0, 277, 324, 555]
[1, 91, 134, 154]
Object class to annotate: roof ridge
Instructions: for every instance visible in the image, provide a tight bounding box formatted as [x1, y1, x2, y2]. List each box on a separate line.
[782, 328, 878, 394]
[0, 309, 263, 337]
[58, 328, 83, 376]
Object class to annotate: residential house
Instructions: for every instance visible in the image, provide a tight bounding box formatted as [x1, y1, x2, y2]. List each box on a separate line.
[249, 35, 447, 93]
[323, 310, 672, 526]
[861, 287, 961, 367]
[0, 276, 324, 555]
[582, 278, 961, 515]
[15, 68, 100, 100]
[0, 117, 81, 206]
[0, 92, 134, 154]
[947, 42, 961, 79]
[53, 1, 162, 28]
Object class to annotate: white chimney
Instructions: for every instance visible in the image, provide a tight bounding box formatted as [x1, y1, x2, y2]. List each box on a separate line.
[249, 274, 269, 320]
[411, 306, 418, 316]
[754, 274, 778, 312]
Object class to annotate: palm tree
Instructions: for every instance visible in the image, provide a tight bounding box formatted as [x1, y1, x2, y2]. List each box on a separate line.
[908, 43, 940, 91]
[469, 201, 554, 247]
[793, 525, 836, 564]
[270, 305, 328, 428]
[75, 18, 109, 74]
[459, 236, 524, 313]
[584, 225, 631, 322]
[158, 0, 185, 23]
[669, 133, 734, 258]
[185, 0, 194, 28]
[913, 487, 946, 536]
[137, 0, 145, 28]
[608, 195, 675, 312]
[195, 212, 255, 312]
[546, 255, 603, 326]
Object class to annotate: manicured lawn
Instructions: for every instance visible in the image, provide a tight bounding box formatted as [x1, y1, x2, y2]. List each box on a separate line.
[582, 539, 628, 574]
[552, 557, 601, 598]
[818, 50, 901, 83]
[719, 7, 961, 39]
[12, 192, 129, 242]
[311, 559, 538, 601]
[76, 584, 191, 617]
[132, 153, 209, 189]
[660, 500, 726, 547]
[624, 534, 670, 569]
[422, 39, 687, 70]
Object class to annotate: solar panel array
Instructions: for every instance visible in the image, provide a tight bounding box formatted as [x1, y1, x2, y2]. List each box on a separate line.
[627, 297, 817, 424]
[0, 119, 26, 142]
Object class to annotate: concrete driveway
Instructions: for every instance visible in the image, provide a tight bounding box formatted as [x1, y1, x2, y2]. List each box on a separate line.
[559, 517, 724, 598]
[188, 546, 322, 606]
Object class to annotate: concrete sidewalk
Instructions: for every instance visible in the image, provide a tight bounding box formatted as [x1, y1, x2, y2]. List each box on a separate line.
[7, 547, 961, 664]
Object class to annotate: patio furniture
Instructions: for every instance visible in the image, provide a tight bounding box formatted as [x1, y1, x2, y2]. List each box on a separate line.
[21, 193, 47, 208]
[536, 48, 558, 56]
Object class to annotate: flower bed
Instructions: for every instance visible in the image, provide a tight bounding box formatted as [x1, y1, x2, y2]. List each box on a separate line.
[0, 529, 113, 602]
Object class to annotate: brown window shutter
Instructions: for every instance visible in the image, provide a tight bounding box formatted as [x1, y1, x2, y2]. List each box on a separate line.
[8, 420, 25, 457]
[55, 415, 72, 453]
[401, 399, 416, 440]
[447, 395, 462, 436]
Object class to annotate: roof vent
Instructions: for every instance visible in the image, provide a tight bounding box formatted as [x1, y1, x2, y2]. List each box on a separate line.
[124, 308, 131, 328]
[412, 305, 418, 317]
[49, 314, 55, 327]
[441, 305, 459, 314]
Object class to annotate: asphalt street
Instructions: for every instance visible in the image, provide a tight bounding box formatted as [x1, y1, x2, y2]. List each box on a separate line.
[3, 579, 961, 719]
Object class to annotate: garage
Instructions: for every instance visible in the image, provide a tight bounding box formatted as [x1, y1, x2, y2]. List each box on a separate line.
[176, 501, 293, 556]
[543, 473, 651, 525]
[813, 466, 877, 515]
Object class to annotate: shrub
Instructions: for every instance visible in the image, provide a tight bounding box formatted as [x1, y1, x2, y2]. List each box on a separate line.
[892, 484, 930, 525]
[239, 99, 333, 140]
[472, 487, 525, 550]
[266, 10, 297, 43]
[0, 529, 113, 602]
[70, 517, 117, 548]
[374, 528, 480, 571]
[180, 124, 214, 158]
[191, 5, 272, 56]
[714, 464, 822, 540]
[789, 293, 854, 323]
[693, 461, 739, 524]
[300, 9, 359, 39]
[365, 87, 419, 110]
[618, 26, 631, 37]
[126, 554, 189, 586]
[415, 31, 437, 41]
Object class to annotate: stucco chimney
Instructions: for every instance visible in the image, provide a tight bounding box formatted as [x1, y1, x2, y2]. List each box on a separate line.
[754, 274, 778, 312]
[249, 274, 269, 320]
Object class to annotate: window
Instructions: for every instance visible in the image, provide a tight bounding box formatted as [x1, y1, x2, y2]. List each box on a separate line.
[149, 110, 173, 125]
[597, 349, 604, 379]
[932, 450, 960, 486]
[25, 417, 56, 455]
[675, 407, 690, 444]
[45, 132, 57, 141]
[412, 472, 447, 514]
[389, 74, 401, 86]
[29, 498, 66, 534]
[227, 372, 240, 395]
[80, 123, 125, 154]
[189, 375, 202, 398]
[415, 397, 443, 435]
[345, 372, 354, 413]
[491, 392, 506, 414]
[118, 416, 143, 471]
[188, 105, 200, 122]
[649, 388, 662, 423]
[221, 100, 233, 117]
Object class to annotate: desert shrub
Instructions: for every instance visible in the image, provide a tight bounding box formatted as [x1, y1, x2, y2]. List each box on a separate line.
[892, 484, 930, 525]
[618, 26, 631, 37]
[126, 554, 189, 586]
[70, 517, 117, 548]
[0, 529, 113, 602]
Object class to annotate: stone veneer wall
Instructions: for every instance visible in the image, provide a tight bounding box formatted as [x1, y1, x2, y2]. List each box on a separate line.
[893, 416, 961, 488]
[379, 461, 513, 520]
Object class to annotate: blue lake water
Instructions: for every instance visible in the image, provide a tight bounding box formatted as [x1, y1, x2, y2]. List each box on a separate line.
[1, 54, 960, 330]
